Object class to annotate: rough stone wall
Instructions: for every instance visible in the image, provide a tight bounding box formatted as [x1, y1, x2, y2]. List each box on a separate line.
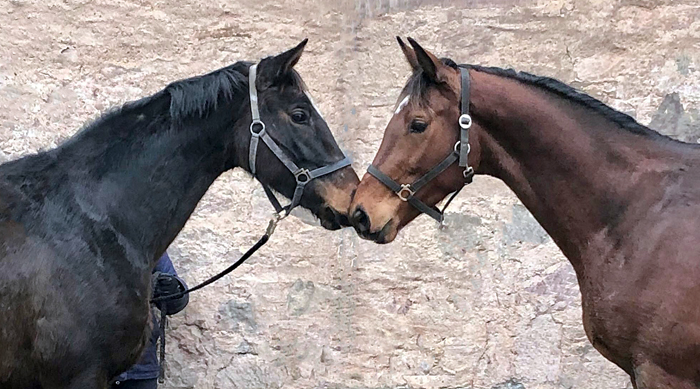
[1, 0, 699, 388]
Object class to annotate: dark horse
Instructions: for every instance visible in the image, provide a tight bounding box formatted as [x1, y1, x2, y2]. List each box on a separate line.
[349, 38, 700, 388]
[0, 40, 359, 389]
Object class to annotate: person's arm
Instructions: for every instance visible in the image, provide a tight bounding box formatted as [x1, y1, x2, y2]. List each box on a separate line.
[152, 252, 189, 315]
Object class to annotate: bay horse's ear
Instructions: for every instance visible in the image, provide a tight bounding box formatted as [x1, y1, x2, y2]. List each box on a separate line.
[257, 39, 308, 89]
[406, 37, 447, 83]
[397, 36, 419, 71]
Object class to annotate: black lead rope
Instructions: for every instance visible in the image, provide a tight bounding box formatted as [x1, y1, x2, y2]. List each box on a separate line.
[150, 61, 352, 383]
[150, 218, 277, 382]
[150, 221, 274, 305]
[158, 309, 166, 384]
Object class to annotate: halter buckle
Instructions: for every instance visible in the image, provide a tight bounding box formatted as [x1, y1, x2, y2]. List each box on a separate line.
[458, 114, 472, 129]
[250, 120, 266, 136]
[397, 184, 415, 202]
[463, 166, 475, 180]
[294, 168, 311, 184]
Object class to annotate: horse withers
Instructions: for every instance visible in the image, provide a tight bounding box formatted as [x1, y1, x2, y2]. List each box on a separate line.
[0, 40, 358, 389]
[349, 37, 700, 388]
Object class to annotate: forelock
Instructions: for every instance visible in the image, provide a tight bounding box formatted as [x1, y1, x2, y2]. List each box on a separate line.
[399, 57, 460, 110]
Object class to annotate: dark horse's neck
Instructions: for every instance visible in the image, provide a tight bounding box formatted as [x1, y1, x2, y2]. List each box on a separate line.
[45, 63, 251, 264]
[470, 67, 699, 275]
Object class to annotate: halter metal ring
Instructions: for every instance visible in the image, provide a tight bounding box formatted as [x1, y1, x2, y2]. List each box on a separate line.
[454, 141, 471, 154]
[397, 184, 415, 202]
[294, 168, 311, 183]
[458, 114, 472, 129]
[250, 120, 266, 136]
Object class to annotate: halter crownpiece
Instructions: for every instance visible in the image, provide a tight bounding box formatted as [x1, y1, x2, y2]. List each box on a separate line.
[458, 66, 474, 178]
[247, 64, 352, 217]
[367, 66, 474, 223]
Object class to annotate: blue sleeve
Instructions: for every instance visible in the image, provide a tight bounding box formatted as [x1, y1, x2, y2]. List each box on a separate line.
[154, 252, 177, 276]
[154, 252, 187, 289]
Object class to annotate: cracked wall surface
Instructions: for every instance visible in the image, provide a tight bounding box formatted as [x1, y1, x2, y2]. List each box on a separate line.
[1, 0, 699, 388]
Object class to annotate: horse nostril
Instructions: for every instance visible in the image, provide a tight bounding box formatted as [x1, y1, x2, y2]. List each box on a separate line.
[352, 206, 371, 234]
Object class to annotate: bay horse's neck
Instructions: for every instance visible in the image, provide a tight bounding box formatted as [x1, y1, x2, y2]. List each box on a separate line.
[470, 69, 693, 274]
[55, 88, 246, 265]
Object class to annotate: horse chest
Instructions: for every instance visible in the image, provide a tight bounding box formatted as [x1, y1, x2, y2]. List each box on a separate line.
[575, 255, 643, 374]
[579, 290, 636, 374]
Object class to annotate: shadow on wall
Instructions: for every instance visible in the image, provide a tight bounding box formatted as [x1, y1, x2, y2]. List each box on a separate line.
[649, 92, 700, 144]
[504, 204, 550, 246]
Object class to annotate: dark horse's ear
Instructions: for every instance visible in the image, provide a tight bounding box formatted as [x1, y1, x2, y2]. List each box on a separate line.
[256, 39, 308, 89]
[406, 37, 446, 83]
[397, 36, 419, 71]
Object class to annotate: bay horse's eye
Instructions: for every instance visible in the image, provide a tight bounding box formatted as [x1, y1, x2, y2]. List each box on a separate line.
[291, 109, 309, 124]
[409, 120, 428, 133]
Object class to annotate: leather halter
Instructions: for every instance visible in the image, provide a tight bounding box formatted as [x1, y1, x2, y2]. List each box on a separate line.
[247, 64, 351, 216]
[367, 66, 474, 223]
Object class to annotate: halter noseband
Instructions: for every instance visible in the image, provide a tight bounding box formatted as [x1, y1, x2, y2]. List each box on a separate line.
[247, 64, 352, 216]
[367, 66, 474, 223]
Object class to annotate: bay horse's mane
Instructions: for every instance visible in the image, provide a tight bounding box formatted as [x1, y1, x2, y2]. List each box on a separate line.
[402, 58, 672, 140]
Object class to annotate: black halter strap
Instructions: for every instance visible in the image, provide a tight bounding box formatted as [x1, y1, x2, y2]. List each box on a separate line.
[367, 66, 474, 223]
[458, 66, 472, 169]
[247, 64, 351, 216]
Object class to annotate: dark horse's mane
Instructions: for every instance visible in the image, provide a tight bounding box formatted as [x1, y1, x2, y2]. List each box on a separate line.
[403, 58, 668, 140]
[97, 62, 253, 125]
[74, 60, 306, 135]
[163, 61, 305, 121]
[165, 61, 253, 121]
[59, 62, 253, 146]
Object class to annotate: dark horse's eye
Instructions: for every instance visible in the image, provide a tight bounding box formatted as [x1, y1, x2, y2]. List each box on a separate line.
[291, 109, 309, 124]
[409, 120, 428, 133]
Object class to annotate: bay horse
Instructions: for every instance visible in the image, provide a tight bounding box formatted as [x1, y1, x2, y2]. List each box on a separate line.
[349, 37, 700, 388]
[0, 40, 359, 389]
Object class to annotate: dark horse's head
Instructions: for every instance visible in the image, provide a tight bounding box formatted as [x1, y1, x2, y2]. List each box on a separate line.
[349, 38, 476, 242]
[180, 40, 358, 229]
[239, 40, 358, 228]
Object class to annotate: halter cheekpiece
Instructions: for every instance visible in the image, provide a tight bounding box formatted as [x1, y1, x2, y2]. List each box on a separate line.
[367, 66, 474, 223]
[247, 64, 351, 217]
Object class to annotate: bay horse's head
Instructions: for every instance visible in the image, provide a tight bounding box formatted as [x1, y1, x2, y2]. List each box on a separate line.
[349, 38, 478, 242]
[237, 40, 359, 230]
